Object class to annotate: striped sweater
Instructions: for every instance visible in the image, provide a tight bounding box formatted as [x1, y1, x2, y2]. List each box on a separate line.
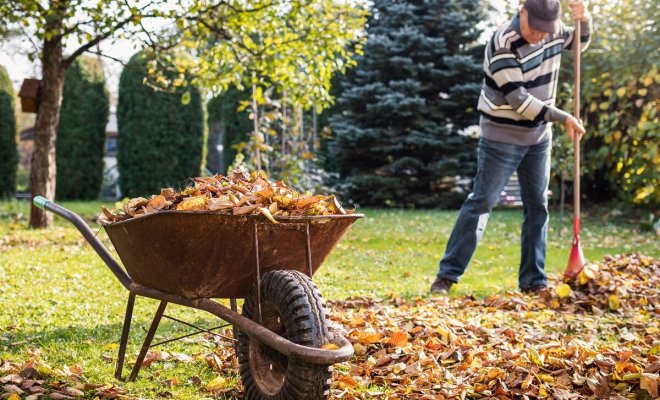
[478, 14, 591, 145]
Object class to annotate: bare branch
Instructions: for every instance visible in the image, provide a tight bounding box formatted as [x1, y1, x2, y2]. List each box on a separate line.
[62, 13, 135, 69]
[18, 24, 42, 57]
[84, 49, 129, 66]
[200, 0, 281, 16]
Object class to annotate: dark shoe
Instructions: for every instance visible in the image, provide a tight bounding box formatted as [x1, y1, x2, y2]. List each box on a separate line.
[521, 284, 548, 295]
[430, 277, 455, 294]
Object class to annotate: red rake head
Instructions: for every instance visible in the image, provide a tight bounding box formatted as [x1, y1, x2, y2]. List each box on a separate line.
[564, 235, 586, 280]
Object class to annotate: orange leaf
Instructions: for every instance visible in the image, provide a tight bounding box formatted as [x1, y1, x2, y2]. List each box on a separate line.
[176, 196, 207, 211]
[337, 374, 359, 389]
[389, 330, 409, 348]
[357, 330, 382, 344]
[295, 195, 327, 208]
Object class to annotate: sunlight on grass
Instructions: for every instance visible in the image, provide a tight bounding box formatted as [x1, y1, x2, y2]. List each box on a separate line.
[316, 208, 659, 299]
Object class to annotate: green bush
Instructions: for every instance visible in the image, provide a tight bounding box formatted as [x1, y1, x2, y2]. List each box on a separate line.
[553, 0, 659, 208]
[56, 57, 109, 200]
[0, 65, 18, 198]
[117, 50, 204, 197]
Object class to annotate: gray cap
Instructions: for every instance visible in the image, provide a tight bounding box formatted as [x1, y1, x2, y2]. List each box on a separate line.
[524, 0, 562, 34]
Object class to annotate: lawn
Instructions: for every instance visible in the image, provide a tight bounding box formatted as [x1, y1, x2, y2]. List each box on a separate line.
[0, 200, 658, 399]
[316, 206, 658, 299]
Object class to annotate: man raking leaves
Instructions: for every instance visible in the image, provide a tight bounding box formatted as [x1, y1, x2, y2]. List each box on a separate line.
[431, 0, 591, 295]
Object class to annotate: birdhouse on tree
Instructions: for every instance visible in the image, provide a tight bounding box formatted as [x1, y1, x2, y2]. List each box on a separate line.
[18, 78, 42, 113]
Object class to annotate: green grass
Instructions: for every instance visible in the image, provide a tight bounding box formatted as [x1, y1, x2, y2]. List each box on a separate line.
[317, 207, 659, 299]
[0, 200, 657, 398]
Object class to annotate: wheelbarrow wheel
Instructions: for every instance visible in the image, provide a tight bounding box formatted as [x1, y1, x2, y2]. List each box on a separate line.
[238, 270, 333, 400]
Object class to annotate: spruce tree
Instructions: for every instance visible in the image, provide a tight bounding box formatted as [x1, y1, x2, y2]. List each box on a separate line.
[0, 65, 18, 198]
[56, 57, 110, 200]
[329, 0, 485, 208]
[117, 50, 204, 198]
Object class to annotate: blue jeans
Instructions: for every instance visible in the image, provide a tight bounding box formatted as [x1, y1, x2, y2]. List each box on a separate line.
[437, 137, 550, 289]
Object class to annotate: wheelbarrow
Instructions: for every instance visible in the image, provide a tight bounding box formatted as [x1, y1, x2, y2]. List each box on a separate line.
[33, 196, 362, 400]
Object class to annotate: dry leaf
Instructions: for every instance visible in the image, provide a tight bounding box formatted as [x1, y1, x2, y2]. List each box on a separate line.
[176, 196, 207, 211]
[336, 374, 359, 389]
[206, 376, 229, 392]
[555, 283, 572, 299]
[640, 373, 658, 397]
[608, 294, 620, 311]
[388, 331, 408, 348]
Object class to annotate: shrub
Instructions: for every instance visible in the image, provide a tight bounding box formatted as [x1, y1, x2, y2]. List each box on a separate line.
[117, 50, 204, 197]
[0, 65, 18, 198]
[55, 56, 109, 200]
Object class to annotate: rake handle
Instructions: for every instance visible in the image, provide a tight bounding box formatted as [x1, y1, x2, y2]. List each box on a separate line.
[573, 22, 581, 235]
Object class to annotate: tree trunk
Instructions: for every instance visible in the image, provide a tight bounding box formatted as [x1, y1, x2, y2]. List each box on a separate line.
[29, 33, 64, 228]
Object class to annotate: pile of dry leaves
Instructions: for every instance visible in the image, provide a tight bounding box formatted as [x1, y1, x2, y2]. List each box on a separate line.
[541, 253, 659, 313]
[99, 168, 350, 225]
[329, 253, 659, 399]
[2, 254, 658, 399]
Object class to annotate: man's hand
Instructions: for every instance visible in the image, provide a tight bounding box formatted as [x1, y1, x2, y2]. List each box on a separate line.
[565, 116, 586, 141]
[568, 1, 590, 22]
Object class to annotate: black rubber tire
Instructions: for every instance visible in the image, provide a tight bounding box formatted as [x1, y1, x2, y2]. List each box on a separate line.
[237, 270, 333, 400]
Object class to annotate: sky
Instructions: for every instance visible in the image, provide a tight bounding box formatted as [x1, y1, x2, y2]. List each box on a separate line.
[1, 34, 141, 108]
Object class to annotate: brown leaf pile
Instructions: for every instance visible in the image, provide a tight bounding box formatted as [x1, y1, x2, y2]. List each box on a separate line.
[328, 253, 659, 399]
[99, 168, 350, 225]
[541, 253, 660, 313]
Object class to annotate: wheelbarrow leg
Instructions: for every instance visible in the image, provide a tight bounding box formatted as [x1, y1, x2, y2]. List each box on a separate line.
[305, 222, 313, 277]
[115, 292, 136, 381]
[128, 300, 168, 381]
[230, 298, 239, 355]
[253, 223, 262, 324]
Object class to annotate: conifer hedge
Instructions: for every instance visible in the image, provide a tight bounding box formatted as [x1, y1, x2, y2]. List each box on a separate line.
[56, 57, 109, 200]
[0, 65, 18, 199]
[117, 51, 204, 198]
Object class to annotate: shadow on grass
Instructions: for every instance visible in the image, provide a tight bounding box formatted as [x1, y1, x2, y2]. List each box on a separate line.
[3, 315, 233, 366]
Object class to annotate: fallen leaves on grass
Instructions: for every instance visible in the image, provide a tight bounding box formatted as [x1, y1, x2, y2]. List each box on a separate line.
[0, 359, 125, 399]
[2, 253, 658, 399]
[328, 253, 659, 399]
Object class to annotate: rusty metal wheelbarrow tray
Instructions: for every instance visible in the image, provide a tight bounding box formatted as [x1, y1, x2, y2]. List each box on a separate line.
[32, 196, 361, 386]
[105, 210, 359, 299]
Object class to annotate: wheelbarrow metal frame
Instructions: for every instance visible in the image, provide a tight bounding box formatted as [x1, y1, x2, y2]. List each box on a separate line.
[33, 197, 356, 381]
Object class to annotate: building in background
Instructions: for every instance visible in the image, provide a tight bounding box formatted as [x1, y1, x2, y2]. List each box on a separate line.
[101, 110, 121, 199]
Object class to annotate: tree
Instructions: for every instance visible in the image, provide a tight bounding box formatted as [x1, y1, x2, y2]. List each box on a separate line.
[56, 56, 109, 200]
[0, 1, 150, 227]
[329, 0, 485, 208]
[0, 0, 366, 228]
[551, 0, 659, 208]
[117, 50, 204, 198]
[0, 64, 18, 198]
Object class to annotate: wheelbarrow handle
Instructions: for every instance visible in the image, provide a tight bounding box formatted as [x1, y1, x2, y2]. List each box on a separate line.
[33, 196, 133, 289]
